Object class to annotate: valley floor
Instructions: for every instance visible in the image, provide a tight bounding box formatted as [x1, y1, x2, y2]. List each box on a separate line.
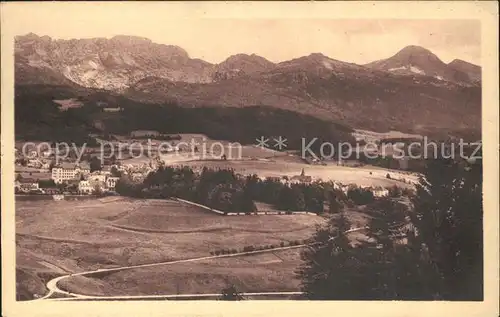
[16, 198, 337, 299]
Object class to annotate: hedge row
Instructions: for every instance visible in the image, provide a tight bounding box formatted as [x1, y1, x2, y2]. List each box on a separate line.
[209, 239, 308, 256]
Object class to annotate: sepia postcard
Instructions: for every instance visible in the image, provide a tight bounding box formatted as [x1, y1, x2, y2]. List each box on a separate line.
[1, 1, 499, 317]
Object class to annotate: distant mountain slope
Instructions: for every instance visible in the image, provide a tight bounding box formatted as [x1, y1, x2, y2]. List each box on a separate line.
[15, 55, 78, 87]
[15, 33, 215, 90]
[365, 45, 474, 84]
[448, 59, 481, 82]
[212, 54, 275, 81]
[15, 84, 355, 152]
[15, 34, 481, 138]
[126, 54, 481, 136]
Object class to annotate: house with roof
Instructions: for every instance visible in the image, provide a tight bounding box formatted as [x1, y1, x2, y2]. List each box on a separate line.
[43, 187, 61, 195]
[17, 178, 40, 192]
[130, 130, 160, 138]
[372, 187, 389, 197]
[106, 176, 120, 191]
[289, 169, 312, 184]
[131, 172, 145, 183]
[78, 180, 94, 194]
[103, 107, 123, 112]
[51, 162, 91, 184]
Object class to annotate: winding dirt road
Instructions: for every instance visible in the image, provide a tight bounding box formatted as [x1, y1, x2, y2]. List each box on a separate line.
[38, 227, 369, 301]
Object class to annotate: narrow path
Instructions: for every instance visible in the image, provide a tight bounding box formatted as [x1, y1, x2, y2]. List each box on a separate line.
[38, 226, 369, 301]
[46, 291, 304, 301]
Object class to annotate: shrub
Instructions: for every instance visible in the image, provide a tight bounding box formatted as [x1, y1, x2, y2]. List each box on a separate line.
[214, 250, 221, 256]
[401, 187, 415, 197]
[388, 185, 402, 197]
[280, 241, 285, 247]
[243, 246, 255, 252]
[347, 186, 375, 205]
[231, 249, 238, 254]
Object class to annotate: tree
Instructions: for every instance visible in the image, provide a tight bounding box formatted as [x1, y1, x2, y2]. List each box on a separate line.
[38, 179, 56, 188]
[410, 158, 483, 300]
[328, 190, 343, 213]
[115, 176, 143, 198]
[388, 185, 402, 197]
[277, 185, 305, 211]
[93, 184, 104, 197]
[90, 157, 102, 172]
[301, 183, 324, 213]
[110, 166, 122, 177]
[220, 285, 243, 301]
[346, 186, 374, 205]
[297, 213, 362, 299]
[240, 187, 257, 214]
[298, 157, 484, 300]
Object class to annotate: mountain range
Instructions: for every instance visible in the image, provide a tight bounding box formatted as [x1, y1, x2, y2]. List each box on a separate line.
[14, 33, 481, 136]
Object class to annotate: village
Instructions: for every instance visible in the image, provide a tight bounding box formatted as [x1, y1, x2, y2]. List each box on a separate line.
[14, 142, 157, 196]
[14, 144, 395, 200]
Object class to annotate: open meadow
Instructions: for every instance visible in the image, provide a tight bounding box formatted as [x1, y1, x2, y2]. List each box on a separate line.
[181, 159, 418, 188]
[60, 248, 306, 297]
[16, 197, 328, 299]
[117, 133, 419, 188]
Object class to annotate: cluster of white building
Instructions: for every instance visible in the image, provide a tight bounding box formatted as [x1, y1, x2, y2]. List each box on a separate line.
[261, 169, 390, 198]
[15, 149, 53, 170]
[50, 162, 120, 194]
[15, 159, 158, 195]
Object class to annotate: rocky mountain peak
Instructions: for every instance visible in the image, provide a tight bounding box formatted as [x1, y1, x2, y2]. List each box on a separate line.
[110, 35, 153, 45]
[392, 45, 442, 64]
[448, 59, 481, 82]
[364, 45, 474, 84]
[219, 53, 274, 68]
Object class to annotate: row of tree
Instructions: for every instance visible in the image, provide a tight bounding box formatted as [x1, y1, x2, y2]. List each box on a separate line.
[297, 157, 483, 300]
[115, 165, 388, 214]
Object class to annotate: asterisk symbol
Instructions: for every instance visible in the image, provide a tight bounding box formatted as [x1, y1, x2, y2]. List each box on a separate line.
[255, 136, 270, 148]
[273, 136, 288, 150]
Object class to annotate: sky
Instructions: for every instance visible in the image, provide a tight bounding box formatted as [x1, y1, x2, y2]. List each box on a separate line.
[3, 3, 481, 65]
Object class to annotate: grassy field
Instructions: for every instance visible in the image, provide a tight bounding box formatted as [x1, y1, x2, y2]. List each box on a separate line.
[16, 197, 326, 299]
[118, 133, 418, 188]
[61, 249, 305, 296]
[182, 159, 417, 188]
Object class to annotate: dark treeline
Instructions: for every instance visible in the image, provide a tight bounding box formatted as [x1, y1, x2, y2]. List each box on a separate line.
[298, 157, 483, 300]
[15, 85, 102, 145]
[114, 165, 384, 214]
[15, 85, 354, 154]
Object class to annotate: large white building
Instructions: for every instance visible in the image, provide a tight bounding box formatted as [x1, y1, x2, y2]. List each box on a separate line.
[51, 163, 90, 184]
[78, 180, 94, 194]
